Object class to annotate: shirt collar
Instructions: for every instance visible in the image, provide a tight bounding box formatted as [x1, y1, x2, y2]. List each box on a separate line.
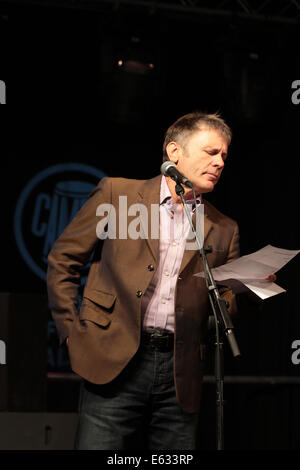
[160, 175, 201, 211]
[160, 175, 173, 205]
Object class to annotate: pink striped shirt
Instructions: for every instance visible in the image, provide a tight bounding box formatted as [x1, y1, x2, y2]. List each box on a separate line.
[142, 176, 201, 332]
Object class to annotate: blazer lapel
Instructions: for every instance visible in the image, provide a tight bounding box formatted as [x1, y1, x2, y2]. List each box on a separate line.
[136, 174, 161, 262]
[135, 177, 214, 271]
[179, 199, 214, 274]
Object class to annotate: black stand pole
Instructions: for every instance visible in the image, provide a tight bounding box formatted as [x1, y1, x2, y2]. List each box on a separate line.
[175, 182, 241, 450]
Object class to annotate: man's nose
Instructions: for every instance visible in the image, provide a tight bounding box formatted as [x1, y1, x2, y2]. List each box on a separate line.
[213, 153, 225, 168]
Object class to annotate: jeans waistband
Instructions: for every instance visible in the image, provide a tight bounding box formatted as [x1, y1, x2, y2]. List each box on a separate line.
[141, 328, 174, 351]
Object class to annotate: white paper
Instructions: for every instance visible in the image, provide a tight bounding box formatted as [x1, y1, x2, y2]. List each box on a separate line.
[194, 245, 299, 299]
[243, 281, 286, 300]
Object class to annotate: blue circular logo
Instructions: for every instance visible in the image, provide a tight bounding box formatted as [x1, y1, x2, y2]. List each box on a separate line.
[14, 163, 106, 281]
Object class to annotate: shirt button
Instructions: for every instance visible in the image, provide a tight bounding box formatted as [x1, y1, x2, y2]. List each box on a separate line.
[164, 271, 169, 276]
[161, 299, 166, 304]
[136, 290, 143, 298]
[147, 264, 154, 271]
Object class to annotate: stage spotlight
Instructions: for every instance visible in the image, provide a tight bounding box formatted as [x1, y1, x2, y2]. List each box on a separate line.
[117, 58, 155, 75]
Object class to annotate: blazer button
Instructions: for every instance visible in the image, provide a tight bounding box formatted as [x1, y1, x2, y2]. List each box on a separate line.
[147, 264, 154, 271]
[136, 290, 143, 298]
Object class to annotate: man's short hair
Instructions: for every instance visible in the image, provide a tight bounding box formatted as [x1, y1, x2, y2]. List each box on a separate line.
[162, 111, 232, 162]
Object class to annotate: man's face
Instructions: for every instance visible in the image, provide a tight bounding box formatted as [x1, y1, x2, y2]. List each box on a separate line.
[167, 128, 228, 194]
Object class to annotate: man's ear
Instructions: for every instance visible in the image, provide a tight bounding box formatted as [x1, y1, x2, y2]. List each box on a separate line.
[166, 141, 180, 164]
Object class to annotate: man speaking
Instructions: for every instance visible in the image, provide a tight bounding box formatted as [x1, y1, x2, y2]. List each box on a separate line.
[48, 111, 243, 450]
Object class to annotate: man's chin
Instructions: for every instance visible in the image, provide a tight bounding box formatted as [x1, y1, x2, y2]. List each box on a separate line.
[192, 181, 215, 194]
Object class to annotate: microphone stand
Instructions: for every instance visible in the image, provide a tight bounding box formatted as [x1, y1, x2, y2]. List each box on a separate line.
[175, 182, 240, 450]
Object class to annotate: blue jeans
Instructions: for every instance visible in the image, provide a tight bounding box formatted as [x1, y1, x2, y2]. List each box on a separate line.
[75, 342, 199, 450]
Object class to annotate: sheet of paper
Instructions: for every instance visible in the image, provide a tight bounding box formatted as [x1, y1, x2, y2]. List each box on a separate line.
[194, 245, 299, 299]
[243, 281, 286, 300]
[242, 245, 300, 272]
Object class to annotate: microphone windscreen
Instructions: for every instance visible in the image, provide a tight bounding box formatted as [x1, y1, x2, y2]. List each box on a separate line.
[160, 161, 176, 175]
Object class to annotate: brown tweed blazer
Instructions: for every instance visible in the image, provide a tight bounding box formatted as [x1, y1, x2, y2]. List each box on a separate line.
[47, 175, 240, 413]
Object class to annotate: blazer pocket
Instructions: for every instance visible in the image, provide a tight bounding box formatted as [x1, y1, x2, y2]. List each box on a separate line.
[79, 288, 116, 327]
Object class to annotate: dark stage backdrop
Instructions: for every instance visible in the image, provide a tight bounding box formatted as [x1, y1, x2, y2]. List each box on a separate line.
[2, 2, 300, 450]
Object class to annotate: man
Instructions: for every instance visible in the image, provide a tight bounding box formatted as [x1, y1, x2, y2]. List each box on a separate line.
[47, 112, 265, 450]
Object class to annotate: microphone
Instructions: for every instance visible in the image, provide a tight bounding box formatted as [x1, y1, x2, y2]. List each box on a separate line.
[160, 161, 193, 188]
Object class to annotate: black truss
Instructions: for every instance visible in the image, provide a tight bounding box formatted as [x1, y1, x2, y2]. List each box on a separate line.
[1, 0, 300, 24]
